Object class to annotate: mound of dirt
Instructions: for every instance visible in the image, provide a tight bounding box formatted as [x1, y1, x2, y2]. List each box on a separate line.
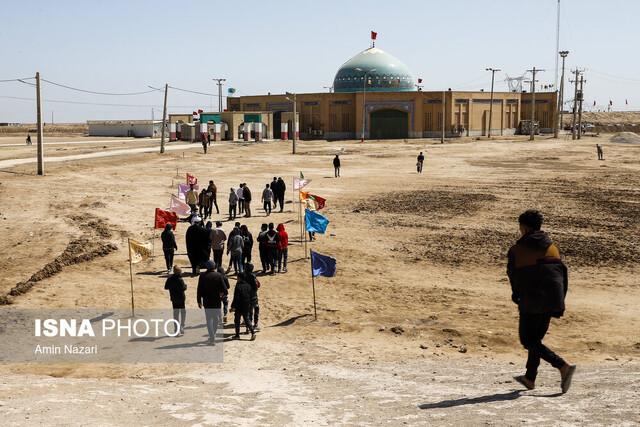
[611, 132, 640, 143]
[355, 189, 498, 217]
[0, 237, 118, 304]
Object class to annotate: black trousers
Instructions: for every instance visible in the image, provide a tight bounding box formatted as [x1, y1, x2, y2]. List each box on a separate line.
[163, 249, 174, 270]
[211, 198, 219, 214]
[229, 204, 237, 219]
[259, 247, 267, 271]
[263, 200, 271, 215]
[238, 199, 244, 213]
[277, 195, 285, 211]
[212, 249, 223, 269]
[519, 313, 566, 382]
[234, 310, 254, 336]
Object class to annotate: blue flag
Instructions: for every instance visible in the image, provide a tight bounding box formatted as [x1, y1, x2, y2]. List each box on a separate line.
[310, 250, 336, 278]
[305, 209, 329, 233]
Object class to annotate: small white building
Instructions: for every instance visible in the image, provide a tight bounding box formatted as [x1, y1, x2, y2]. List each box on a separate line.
[87, 120, 164, 137]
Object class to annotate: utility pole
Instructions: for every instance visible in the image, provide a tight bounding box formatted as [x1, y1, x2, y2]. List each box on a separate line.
[212, 78, 226, 112]
[160, 83, 168, 154]
[36, 72, 44, 175]
[555, 51, 569, 138]
[526, 67, 544, 141]
[441, 90, 445, 144]
[486, 67, 501, 138]
[51, 111, 54, 125]
[293, 93, 297, 154]
[577, 75, 585, 139]
[571, 69, 580, 140]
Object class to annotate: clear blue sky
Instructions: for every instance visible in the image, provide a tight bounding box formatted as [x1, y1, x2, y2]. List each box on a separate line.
[0, 0, 637, 123]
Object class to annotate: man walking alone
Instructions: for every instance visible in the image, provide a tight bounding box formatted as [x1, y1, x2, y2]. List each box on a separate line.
[507, 210, 576, 393]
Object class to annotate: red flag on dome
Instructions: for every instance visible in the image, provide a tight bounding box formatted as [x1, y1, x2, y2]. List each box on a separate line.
[626, 99, 628, 105]
[198, 109, 203, 113]
[610, 100, 613, 106]
[371, 31, 377, 40]
[593, 100, 596, 106]
[418, 78, 423, 83]
[193, 111, 197, 115]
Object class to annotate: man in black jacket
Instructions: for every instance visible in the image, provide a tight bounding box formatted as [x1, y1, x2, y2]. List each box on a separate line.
[333, 154, 341, 177]
[161, 223, 178, 273]
[230, 272, 256, 340]
[276, 177, 286, 212]
[197, 260, 228, 345]
[186, 217, 209, 275]
[507, 210, 576, 393]
[243, 184, 252, 217]
[164, 266, 186, 335]
[270, 177, 279, 210]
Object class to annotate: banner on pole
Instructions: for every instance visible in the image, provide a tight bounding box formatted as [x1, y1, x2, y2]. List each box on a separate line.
[310, 250, 336, 278]
[129, 239, 152, 264]
[170, 194, 192, 216]
[178, 183, 199, 199]
[293, 177, 311, 190]
[305, 209, 329, 234]
[155, 208, 178, 229]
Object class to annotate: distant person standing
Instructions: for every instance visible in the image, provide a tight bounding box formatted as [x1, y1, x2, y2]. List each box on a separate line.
[207, 180, 219, 215]
[164, 266, 186, 335]
[508, 210, 576, 393]
[596, 144, 604, 160]
[276, 177, 286, 212]
[25, 134, 32, 145]
[185, 183, 199, 214]
[197, 260, 228, 345]
[262, 184, 274, 216]
[417, 151, 424, 173]
[230, 272, 256, 340]
[198, 188, 209, 219]
[228, 188, 238, 220]
[333, 154, 341, 177]
[243, 184, 252, 217]
[201, 133, 208, 154]
[161, 223, 178, 273]
[237, 184, 245, 215]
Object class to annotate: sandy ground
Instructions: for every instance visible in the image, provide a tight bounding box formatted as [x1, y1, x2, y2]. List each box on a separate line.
[0, 133, 639, 425]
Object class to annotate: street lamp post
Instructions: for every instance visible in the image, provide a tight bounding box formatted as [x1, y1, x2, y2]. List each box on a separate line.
[285, 93, 297, 154]
[486, 67, 501, 138]
[355, 67, 376, 142]
[556, 51, 569, 138]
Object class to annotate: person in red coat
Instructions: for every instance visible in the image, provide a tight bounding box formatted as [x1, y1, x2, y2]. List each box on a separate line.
[276, 223, 288, 273]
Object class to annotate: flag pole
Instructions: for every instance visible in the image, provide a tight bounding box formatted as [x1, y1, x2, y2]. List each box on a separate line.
[310, 249, 317, 321]
[152, 227, 156, 258]
[128, 238, 135, 317]
[299, 201, 303, 245]
[304, 210, 308, 257]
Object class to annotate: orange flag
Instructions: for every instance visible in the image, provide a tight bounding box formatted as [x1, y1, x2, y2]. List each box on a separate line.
[299, 190, 310, 200]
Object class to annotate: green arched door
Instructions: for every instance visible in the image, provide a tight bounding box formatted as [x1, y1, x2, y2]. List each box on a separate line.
[370, 109, 408, 139]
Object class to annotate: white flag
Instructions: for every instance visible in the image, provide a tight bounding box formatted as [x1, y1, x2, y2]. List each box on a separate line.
[170, 194, 192, 216]
[293, 177, 311, 190]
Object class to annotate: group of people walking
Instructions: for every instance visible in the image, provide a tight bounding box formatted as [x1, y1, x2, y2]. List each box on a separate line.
[164, 260, 261, 344]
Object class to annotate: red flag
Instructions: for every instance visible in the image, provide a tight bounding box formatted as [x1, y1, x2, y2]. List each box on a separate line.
[371, 31, 377, 40]
[198, 109, 203, 113]
[610, 100, 613, 106]
[593, 100, 596, 106]
[309, 194, 326, 210]
[418, 78, 423, 84]
[626, 99, 628, 105]
[193, 111, 197, 115]
[186, 173, 197, 185]
[155, 208, 178, 230]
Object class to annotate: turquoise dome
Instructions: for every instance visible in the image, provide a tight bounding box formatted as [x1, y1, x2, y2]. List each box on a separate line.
[333, 47, 414, 93]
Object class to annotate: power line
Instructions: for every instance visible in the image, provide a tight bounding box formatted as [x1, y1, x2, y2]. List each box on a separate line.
[168, 85, 218, 97]
[41, 78, 156, 96]
[0, 95, 200, 109]
[0, 77, 35, 83]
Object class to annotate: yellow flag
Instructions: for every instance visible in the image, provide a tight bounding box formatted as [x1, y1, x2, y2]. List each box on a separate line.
[129, 239, 152, 264]
[299, 190, 310, 201]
